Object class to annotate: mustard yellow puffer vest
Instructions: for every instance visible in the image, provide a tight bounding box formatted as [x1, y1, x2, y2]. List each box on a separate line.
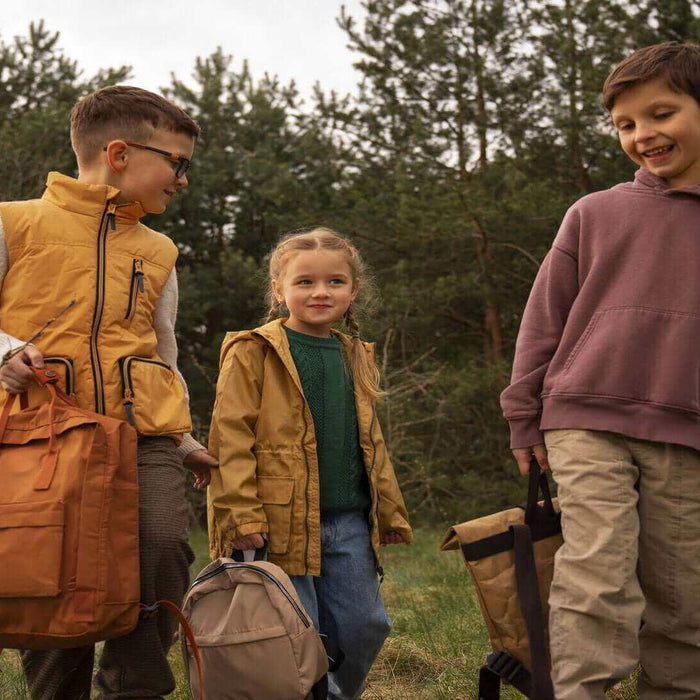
[0, 172, 191, 437]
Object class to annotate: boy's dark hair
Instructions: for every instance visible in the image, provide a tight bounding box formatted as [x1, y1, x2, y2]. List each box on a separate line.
[602, 41, 700, 111]
[70, 85, 201, 164]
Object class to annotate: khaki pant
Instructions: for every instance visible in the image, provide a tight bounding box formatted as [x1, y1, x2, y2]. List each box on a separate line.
[21, 437, 194, 700]
[545, 429, 700, 700]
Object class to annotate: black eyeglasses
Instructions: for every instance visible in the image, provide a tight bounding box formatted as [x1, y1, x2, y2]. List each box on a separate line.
[103, 141, 192, 178]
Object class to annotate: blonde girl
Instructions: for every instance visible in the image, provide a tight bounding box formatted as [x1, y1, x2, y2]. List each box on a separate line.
[208, 227, 412, 699]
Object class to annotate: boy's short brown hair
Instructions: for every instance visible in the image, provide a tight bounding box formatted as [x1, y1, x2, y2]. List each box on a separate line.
[70, 85, 201, 164]
[602, 41, 700, 111]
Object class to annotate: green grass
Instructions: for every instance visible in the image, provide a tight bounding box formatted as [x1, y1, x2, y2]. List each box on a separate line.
[0, 527, 639, 699]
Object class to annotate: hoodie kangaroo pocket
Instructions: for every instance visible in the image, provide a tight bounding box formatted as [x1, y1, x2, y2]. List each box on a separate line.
[555, 306, 700, 413]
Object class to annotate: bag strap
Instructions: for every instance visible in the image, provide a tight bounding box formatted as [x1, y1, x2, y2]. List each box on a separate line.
[0, 368, 66, 490]
[478, 649, 532, 699]
[525, 457, 555, 526]
[510, 521, 555, 699]
[140, 601, 204, 700]
[232, 541, 268, 562]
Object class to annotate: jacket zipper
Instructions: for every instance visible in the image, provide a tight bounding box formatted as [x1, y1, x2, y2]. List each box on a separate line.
[366, 401, 384, 580]
[125, 258, 144, 321]
[43, 357, 75, 395]
[190, 563, 310, 627]
[301, 407, 311, 575]
[89, 203, 116, 414]
[119, 355, 171, 426]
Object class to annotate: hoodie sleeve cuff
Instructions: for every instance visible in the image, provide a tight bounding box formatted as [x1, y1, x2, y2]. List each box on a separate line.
[508, 417, 544, 449]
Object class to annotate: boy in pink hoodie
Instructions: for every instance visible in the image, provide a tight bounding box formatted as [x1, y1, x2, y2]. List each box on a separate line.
[501, 42, 700, 698]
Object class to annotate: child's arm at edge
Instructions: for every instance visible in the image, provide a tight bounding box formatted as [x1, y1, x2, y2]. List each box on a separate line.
[207, 339, 268, 558]
[154, 267, 218, 489]
[500, 207, 581, 476]
[0, 220, 45, 392]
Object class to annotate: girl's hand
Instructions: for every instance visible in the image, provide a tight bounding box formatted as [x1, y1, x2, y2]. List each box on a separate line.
[380, 530, 409, 546]
[231, 533, 266, 551]
[183, 449, 219, 490]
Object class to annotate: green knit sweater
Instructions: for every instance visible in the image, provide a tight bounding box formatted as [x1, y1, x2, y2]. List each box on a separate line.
[285, 326, 371, 514]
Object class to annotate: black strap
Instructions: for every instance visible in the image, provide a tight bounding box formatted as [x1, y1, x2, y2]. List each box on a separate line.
[511, 523, 555, 699]
[319, 633, 344, 672]
[311, 675, 328, 699]
[525, 457, 555, 525]
[478, 650, 532, 699]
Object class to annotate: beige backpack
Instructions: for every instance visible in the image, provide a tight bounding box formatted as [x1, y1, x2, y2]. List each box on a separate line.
[441, 463, 562, 699]
[180, 555, 330, 700]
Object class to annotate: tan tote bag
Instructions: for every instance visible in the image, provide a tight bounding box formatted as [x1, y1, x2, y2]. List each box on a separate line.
[441, 462, 562, 699]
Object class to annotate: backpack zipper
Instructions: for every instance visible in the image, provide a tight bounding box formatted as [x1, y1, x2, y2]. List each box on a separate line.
[190, 563, 310, 627]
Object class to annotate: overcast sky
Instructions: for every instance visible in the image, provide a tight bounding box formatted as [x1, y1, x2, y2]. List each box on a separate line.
[2, 1, 368, 102]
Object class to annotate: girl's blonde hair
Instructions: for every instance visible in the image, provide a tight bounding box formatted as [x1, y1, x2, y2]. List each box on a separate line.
[265, 227, 383, 399]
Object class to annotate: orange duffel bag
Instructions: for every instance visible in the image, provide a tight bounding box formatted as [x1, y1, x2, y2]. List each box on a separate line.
[0, 366, 140, 649]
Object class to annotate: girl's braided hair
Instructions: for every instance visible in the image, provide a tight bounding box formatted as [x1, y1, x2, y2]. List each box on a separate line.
[265, 227, 383, 399]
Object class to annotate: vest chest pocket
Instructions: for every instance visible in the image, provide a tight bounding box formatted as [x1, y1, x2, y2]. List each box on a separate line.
[125, 259, 144, 322]
[119, 356, 191, 436]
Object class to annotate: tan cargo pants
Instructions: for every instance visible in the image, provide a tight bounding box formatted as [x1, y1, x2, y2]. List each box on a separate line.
[20, 436, 194, 699]
[545, 429, 700, 700]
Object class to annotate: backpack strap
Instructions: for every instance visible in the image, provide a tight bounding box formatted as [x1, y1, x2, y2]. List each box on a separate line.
[140, 600, 204, 700]
[478, 650, 532, 699]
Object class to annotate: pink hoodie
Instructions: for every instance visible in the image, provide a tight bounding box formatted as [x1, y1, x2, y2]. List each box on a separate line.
[501, 169, 700, 450]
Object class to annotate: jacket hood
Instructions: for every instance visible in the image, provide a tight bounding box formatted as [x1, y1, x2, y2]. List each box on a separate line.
[218, 318, 371, 369]
[43, 171, 146, 222]
[634, 168, 700, 198]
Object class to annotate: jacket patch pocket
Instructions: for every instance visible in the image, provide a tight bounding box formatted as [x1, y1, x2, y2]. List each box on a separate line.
[556, 306, 700, 413]
[119, 356, 192, 436]
[258, 476, 294, 555]
[0, 501, 64, 597]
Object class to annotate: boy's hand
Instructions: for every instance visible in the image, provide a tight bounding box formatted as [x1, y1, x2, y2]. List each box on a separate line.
[183, 449, 219, 490]
[0, 344, 44, 393]
[512, 444, 549, 477]
[231, 533, 265, 551]
[380, 530, 410, 546]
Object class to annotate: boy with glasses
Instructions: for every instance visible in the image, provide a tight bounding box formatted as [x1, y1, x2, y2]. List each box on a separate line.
[501, 42, 700, 697]
[0, 85, 217, 698]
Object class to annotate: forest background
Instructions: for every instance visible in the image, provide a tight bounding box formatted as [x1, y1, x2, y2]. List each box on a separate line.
[2, 0, 698, 527]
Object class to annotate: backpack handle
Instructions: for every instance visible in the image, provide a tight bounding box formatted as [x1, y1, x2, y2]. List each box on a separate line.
[0, 367, 65, 490]
[524, 457, 556, 526]
[232, 542, 268, 562]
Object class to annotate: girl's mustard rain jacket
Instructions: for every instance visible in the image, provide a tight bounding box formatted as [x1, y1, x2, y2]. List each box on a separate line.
[207, 318, 413, 577]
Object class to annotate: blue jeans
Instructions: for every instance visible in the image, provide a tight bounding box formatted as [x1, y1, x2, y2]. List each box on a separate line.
[290, 510, 391, 700]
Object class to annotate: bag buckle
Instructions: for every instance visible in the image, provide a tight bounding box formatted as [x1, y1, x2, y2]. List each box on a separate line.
[486, 650, 524, 684]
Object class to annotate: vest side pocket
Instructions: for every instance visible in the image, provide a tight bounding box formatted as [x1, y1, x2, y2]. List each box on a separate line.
[119, 356, 192, 436]
[124, 259, 144, 322]
[43, 357, 75, 395]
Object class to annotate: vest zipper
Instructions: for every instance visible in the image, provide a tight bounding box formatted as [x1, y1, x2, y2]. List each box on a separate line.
[89, 203, 116, 413]
[190, 562, 311, 627]
[125, 258, 144, 321]
[119, 355, 171, 426]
